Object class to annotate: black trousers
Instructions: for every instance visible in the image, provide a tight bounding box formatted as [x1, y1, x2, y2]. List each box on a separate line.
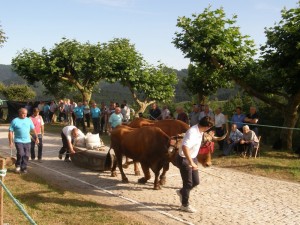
[76, 118, 86, 133]
[30, 134, 43, 160]
[59, 132, 73, 160]
[215, 127, 225, 151]
[177, 155, 200, 206]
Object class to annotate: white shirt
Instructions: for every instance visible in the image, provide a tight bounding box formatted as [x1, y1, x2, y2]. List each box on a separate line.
[62, 125, 84, 142]
[179, 124, 203, 158]
[161, 108, 170, 119]
[215, 113, 226, 128]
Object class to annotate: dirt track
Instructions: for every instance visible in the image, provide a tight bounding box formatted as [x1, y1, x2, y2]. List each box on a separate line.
[1, 125, 300, 225]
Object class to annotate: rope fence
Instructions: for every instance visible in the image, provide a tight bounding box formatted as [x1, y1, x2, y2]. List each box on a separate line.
[0, 159, 37, 225]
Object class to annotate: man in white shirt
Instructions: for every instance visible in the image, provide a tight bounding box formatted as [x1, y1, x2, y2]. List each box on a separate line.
[176, 116, 214, 213]
[58, 125, 84, 162]
[214, 107, 226, 151]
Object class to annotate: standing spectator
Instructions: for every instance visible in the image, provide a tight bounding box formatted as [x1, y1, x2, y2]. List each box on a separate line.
[43, 103, 50, 124]
[214, 107, 226, 151]
[37, 101, 44, 119]
[90, 102, 101, 134]
[199, 104, 214, 122]
[108, 107, 123, 132]
[231, 107, 246, 132]
[176, 107, 189, 124]
[30, 108, 44, 162]
[244, 106, 259, 136]
[122, 100, 131, 122]
[161, 105, 171, 120]
[189, 104, 201, 126]
[149, 103, 161, 120]
[8, 108, 38, 173]
[73, 102, 86, 133]
[58, 125, 84, 162]
[222, 124, 243, 156]
[83, 100, 91, 129]
[49, 100, 57, 123]
[69, 100, 77, 126]
[25, 102, 33, 117]
[100, 102, 108, 134]
[176, 116, 214, 213]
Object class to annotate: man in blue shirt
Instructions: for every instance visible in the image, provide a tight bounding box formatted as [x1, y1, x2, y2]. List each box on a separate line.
[108, 107, 123, 132]
[231, 107, 246, 132]
[73, 102, 86, 133]
[8, 108, 38, 173]
[90, 102, 101, 134]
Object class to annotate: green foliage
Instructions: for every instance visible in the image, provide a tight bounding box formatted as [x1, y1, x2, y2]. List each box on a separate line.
[0, 83, 36, 101]
[173, 6, 256, 102]
[260, 2, 300, 95]
[0, 23, 7, 47]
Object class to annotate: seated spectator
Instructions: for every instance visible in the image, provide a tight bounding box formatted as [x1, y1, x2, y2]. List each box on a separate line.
[222, 124, 243, 156]
[238, 125, 259, 158]
[244, 106, 259, 136]
[231, 107, 246, 132]
[176, 107, 189, 124]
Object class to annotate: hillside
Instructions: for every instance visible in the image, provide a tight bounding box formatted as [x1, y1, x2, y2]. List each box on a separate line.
[0, 64, 191, 103]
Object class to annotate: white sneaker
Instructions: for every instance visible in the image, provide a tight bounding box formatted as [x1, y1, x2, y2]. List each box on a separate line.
[15, 166, 21, 173]
[176, 190, 182, 203]
[179, 205, 197, 213]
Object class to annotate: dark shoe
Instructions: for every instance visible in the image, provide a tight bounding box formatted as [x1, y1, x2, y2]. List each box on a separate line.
[58, 154, 63, 160]
[64, 158, 71, 162]
[21, 169, 28, 174]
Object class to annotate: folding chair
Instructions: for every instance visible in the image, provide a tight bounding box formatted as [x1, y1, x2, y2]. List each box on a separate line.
[254, 136, 261, 158]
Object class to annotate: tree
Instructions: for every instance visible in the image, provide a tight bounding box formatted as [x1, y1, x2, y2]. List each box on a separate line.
[173, 5, 300, 149]
[0, 22, 7, 47]
[12, 38, 107, 102]
[104, 39, 177, 114]
[0, 82, 36, 101]
[173, 7, 255, 104]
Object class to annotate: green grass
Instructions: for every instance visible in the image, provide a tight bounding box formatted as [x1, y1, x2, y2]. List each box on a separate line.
[2, 167, 144, 225]
[212, 146, 300, 182]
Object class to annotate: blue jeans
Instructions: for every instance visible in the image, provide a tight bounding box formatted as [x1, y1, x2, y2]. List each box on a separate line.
[15, 142, 30, 170]
[177, 155, 200, 206]
[30, 134, 43, 160]
[223, 141, 239, 156]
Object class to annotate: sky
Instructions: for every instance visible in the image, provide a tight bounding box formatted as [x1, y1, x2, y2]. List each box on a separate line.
[0, 0, 298, 70]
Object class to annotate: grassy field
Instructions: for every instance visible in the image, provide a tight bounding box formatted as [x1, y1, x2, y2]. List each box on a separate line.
[2, 167, 144, 225]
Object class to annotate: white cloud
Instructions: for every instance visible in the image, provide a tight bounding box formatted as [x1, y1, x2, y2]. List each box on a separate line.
[78, 0, 136, 8]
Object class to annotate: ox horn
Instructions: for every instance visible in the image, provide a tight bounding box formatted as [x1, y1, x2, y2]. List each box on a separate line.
[212, 130, 228, 141]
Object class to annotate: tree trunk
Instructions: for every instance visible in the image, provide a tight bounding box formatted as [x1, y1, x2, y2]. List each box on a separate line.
[81, 90, 92, 103]
[197, 93, 206, 105]
[280, 99, 300, 150]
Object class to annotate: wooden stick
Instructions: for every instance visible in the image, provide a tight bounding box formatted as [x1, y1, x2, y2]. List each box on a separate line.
[0, 158, 5, 225]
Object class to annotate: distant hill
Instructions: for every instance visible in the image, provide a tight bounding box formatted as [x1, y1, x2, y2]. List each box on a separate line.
[0, 64, 191, 103]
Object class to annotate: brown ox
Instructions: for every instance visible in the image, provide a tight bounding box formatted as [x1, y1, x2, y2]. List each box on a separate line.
[110, 126, 182, 190]
[124, 119, 189, 182]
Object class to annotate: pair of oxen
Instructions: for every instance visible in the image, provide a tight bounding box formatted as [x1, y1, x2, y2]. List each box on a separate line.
[109, 118, 226, 190]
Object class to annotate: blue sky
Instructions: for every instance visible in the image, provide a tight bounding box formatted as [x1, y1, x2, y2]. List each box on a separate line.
[0, 0, 298, 70]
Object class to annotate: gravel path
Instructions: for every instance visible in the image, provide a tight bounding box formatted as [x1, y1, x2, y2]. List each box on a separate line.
[1, 125, 299, 225]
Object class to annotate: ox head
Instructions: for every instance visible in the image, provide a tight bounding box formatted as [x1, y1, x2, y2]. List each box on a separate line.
[167, 133, 185, 159]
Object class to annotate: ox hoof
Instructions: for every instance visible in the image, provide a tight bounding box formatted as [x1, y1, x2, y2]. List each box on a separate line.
[138, 177, 148, 184]
[154, 185, 161, 190]
[134, 171, 141, 176]
[122, 178, 129, 183]
[122, 163, 129, 169]
[159, 178, 166, 186]
[111, 172, 117, 177]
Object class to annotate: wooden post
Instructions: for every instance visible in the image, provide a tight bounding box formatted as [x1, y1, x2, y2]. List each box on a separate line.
[0, 158, 5, 225]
